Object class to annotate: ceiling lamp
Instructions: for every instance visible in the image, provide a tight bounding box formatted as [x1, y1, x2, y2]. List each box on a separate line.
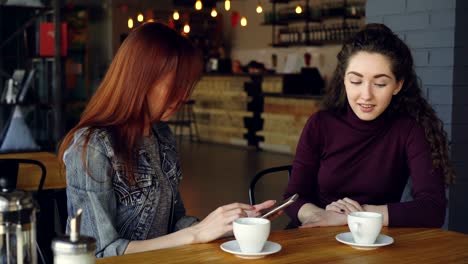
[195, 0, 202, 10]
[256, 5, 263, 14]
[173, 10, 180, 20]
[211, 8, 218, 17]
[240, 16, 247, 27]
[295, 5, 302, 14]
[225, 0, 230, 11]
[183, 24, 190, 34]
[137, 13, 144, 22]
[256, 1, 263, 14]
[128, 18, 134, 29]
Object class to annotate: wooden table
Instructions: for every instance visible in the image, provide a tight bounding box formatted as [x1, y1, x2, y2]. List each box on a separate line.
[97, 226, 468, 263]
[0, 151, 66, 190]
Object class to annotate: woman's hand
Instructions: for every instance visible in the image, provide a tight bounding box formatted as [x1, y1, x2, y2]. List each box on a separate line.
[246, 200, 282, 220]
[190, 202, 253, 244]
[189, 200, 280, 244]
[325, 197, 364, 214]
[300, 209, 347, 228]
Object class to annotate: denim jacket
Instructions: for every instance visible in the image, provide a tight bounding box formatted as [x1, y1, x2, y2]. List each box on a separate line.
[64, 123, 197, 257]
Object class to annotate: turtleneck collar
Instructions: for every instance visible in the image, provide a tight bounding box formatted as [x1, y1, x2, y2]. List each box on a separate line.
[343, 102, 389, 132]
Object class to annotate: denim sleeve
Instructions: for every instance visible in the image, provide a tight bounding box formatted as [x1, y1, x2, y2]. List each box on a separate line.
[64, 133, 130, 257]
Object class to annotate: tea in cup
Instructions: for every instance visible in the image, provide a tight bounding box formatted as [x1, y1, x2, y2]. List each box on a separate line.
[233, 217, 270, 254]
[347, 212, 383, 244]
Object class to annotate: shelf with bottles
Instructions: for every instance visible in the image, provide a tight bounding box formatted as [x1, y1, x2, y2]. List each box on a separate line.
[262, 6, 321, 25]
[262, 6, 319, 25]
[274, 21, 362, 47]
[263, 0, 366, 47]
[265, 0, 365, 23]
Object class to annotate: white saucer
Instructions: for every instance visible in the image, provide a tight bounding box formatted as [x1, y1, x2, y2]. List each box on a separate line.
[220, 240, 282, 259]
[335, 232, 394, 250]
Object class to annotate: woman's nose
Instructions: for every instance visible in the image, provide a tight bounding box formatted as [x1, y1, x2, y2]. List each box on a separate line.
[360, 83, 373, 100]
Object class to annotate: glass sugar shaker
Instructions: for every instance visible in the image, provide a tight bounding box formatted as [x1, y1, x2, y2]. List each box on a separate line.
[51, 209, 96, 264]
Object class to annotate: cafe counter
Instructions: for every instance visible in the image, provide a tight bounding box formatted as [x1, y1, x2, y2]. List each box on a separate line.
[174, 74, 322, 154]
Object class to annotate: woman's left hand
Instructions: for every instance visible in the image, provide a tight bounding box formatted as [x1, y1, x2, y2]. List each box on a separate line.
[325, 197, 364, 214]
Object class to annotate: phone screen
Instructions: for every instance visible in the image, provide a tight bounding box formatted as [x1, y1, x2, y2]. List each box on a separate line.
[261, 193, 299, 218]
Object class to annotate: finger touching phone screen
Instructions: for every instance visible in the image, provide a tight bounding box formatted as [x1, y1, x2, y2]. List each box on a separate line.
[261, 193, 299, 218]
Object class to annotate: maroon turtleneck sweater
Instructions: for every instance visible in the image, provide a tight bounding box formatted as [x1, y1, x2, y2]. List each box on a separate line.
[284, 106, 446, 227]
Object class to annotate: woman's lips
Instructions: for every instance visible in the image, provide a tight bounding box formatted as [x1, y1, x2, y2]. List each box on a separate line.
[358, 103, 375, 113]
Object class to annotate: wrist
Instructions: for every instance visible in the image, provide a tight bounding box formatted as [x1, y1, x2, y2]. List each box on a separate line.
[184, 225, 199, 244]
[363, 204, 377, 213]
[298, 203, 324, 224]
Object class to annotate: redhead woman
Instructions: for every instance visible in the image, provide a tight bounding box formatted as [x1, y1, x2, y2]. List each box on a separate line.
[59, 22, 276, 258]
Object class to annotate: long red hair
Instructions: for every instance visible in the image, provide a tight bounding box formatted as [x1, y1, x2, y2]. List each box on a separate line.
[58, 22, 203, 180]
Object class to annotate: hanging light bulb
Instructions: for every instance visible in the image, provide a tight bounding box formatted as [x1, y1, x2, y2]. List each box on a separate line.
[128, 18, 134, 29]
[173, 10, 180, 20]
[240, 16, 247, 27]
[295, 5, 302, 14]
[256, 4, 263, 14]
[225, 0, 231, 11]
[137, 13, 144, 22]
[211, 8, 218, 17]
[195, 0, 202, 10]
[183, 24, 191, 34]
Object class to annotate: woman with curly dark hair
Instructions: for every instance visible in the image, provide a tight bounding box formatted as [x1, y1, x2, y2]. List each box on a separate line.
[284, 23, 454, 229]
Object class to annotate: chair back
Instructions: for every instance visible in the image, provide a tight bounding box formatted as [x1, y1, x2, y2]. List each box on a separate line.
[249, 165, 292, 230]
[0, 158, 46, 193]
[249, 165, 292, 205]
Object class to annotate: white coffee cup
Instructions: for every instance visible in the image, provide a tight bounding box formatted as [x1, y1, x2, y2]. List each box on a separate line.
[347, 212, 383, 244]
[233, 217, 270, 254]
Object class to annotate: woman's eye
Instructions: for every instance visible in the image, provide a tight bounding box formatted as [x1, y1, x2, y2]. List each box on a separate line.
[350, 81, 362, 85]
[374, 83, 387, 87]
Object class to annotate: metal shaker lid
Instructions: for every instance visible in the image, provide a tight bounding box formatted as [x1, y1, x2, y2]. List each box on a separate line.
[52, 236, 96, 255]
[0, 189, 35, 213]
[52, 208, 96, 255]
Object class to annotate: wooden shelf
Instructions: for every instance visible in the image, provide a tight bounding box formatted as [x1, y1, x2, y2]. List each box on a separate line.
[271, 39, 344, 47]
[263, 15, 362, 26]
[271, 43, 291, 47]
[262, 17, 322, 26]
[261, 21, 289, 26]
[262, 92, 322, 99]
[269, 0, 292, 3]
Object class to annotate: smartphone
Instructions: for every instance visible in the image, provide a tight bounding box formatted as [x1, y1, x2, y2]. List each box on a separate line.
[261, 193, 299, 218]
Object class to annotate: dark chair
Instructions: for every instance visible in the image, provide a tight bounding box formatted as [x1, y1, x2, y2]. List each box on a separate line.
[249, 165, 293, 230]
[0, 158, 46, 193]
[249, 165, 292, 205]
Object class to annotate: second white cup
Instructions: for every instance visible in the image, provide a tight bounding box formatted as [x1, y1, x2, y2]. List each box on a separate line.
[233, 217, 270, 254]
[347, 212, 383, 244]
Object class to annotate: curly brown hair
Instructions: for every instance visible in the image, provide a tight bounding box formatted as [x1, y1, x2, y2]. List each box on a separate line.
[323, 23, 455, 185]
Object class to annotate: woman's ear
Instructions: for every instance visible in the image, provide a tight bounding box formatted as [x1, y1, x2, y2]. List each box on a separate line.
[393, 80, 404, 95]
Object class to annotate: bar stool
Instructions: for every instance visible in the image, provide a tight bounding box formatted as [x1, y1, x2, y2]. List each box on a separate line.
[169, 100, 200, 144]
